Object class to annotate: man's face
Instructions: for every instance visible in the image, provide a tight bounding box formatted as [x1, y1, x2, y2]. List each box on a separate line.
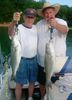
[43, 8, 55, 21]
[24, 16, 35, 24]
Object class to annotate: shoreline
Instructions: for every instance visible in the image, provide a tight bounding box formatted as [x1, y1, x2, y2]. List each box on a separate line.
[0, 23, 11, 27]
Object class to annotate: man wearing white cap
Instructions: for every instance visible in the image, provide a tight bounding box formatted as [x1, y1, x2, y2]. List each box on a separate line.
[36, 2, 68, 100]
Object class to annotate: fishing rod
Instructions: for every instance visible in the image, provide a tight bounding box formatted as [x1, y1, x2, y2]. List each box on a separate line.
[50, 27, 53, 39]
[50, 17, 54, 40]
[54, 73, 72, 77]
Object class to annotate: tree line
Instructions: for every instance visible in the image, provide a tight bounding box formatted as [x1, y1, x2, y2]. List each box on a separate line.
[0, 0, 72, 26]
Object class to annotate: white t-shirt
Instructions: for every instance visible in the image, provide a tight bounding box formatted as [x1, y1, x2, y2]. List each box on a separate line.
[17, 24, 37, 58]
[36, 18, 68, 67]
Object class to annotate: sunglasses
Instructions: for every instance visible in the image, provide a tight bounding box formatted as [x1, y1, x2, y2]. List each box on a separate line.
[27, 16, 35, 19]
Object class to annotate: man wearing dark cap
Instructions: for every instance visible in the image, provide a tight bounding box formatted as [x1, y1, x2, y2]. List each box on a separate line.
[8, 8, 37, 100]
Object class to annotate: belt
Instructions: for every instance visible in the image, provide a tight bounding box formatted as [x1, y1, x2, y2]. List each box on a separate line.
[21, 56, 36, 60]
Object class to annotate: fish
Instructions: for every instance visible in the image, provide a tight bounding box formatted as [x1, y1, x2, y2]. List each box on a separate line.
[44, 39, 68, 84]
[11, 32, 21, 79]
[45, 39, 55, 88]
[44, 39, 68, 100]
[44, 39, 55, 100]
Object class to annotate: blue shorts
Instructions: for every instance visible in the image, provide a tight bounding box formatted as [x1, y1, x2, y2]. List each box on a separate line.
[15, 56, 38, 85]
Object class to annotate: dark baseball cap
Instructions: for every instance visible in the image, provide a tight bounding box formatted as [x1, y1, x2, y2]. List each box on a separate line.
[24, 8, 36, 17]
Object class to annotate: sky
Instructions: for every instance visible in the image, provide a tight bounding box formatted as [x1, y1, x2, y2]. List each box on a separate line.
[35, 0, 72, 7]
[50, 0, 72, 7]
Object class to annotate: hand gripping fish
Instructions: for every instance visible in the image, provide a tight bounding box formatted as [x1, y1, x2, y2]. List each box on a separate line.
[11, 28, 21, 79]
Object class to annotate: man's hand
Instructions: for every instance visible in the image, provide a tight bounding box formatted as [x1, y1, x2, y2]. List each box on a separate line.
[13, 12, 22, 22]
[49, 18, 57, 28]
[8, 12, 22, 36]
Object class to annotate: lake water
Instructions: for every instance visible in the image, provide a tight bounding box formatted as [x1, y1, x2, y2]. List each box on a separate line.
[66, 46, 72, 57]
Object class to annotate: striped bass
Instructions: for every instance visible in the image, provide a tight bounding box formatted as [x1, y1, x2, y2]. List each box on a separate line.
[44, 39, 68, 100]
[45, 40, 68, 86]
[11, 33, 21, 79]
[45, 40, 55, 87]
[44, 39, 55, 100]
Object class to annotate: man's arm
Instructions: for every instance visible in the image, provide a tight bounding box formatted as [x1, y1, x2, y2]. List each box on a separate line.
[49, 18, 69, 34]
[8, 21, 16, 36]
[54, 22, 68, 33]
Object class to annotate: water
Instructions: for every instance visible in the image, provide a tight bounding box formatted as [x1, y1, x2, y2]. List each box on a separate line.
[66, 29, 72, 56]
[66, 46, 72, 57]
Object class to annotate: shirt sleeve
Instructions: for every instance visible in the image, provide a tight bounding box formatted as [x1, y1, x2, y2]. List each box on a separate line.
[56, 18, 67, 26]
[56, 18, 69, 32]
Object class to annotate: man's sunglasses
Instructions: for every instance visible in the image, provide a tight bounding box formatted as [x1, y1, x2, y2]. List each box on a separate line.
[27, 16, 35, 19]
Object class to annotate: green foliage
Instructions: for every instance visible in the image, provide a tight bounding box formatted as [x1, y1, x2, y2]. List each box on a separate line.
[0, 0, 72, 26]
[0, 0, 43, 22]
[57, 5, 72, 26]
[0, 27, 11, 55]
[0, 0, 15, 22]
